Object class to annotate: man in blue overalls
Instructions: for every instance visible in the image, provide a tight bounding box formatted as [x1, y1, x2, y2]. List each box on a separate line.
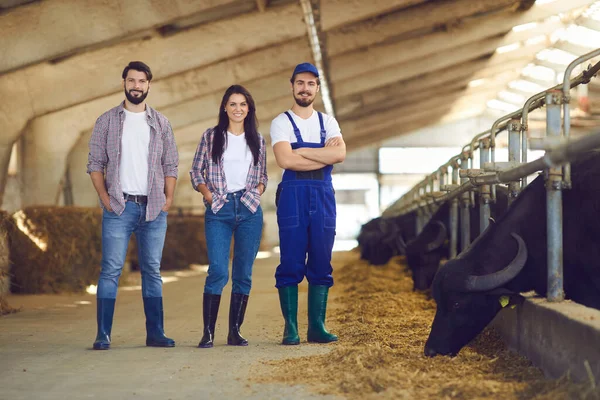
[270, 62, 346, 345]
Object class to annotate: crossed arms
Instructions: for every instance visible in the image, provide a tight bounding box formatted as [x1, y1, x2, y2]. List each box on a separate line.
[273, 136, 346, 171]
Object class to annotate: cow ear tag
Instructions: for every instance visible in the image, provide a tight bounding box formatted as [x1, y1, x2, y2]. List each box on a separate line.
[499, 296, 510, 308]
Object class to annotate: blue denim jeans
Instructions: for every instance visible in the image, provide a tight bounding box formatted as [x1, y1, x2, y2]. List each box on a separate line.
[97, 201, 168, 299]
[204, 191, 263, 295]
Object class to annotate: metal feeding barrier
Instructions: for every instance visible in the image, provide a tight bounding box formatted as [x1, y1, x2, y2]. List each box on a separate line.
[382, 48, 600, 302]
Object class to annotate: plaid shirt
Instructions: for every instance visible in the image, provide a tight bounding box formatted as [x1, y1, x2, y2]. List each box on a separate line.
[87, 102, 179, 222]
[189, 128, 268, 214]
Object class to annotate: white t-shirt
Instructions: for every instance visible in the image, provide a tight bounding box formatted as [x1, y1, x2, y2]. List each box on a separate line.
[269, 109, 342, 146]
[223, 132, 252, 193]
[120, 109, 150, 195]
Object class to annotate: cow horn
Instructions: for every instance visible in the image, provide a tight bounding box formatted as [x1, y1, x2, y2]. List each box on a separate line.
[425, 220, 447, 252]
[462, 233, 527, 292]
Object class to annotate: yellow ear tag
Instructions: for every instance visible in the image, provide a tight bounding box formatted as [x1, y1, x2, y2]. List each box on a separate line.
[499, 296, 510, 308]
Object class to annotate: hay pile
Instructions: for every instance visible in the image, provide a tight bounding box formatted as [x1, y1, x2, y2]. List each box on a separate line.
[9, 207, 103, 294]
[0, 210, 17, 315]
[128, 215, 208, 271]
[0, 210, 11, 295]
[162, 215, 207, 269]
[256, 252, 596, 399]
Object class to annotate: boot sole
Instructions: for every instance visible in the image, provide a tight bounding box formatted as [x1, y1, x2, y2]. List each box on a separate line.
[227, 341, 249, 346]
[282, 340, 300, 345]
[307, 337, 338, 344]
[198, 343, 213, 348]
[93, 344, 110, 350]
[146, 342, 176, 347]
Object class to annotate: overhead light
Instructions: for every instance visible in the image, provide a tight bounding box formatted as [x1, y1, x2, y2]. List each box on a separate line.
[536, 48, 577, 65]
[562, 25, 600, 48]
[487, 99, 519, 113]
[299, 0, 335, 117]
[583, 1, 600, 19]
[498, 91, 526, 105]
[525, 35, 547, 46]
[496, 43, 520, 54]
[522, 63, 556, 81]
[508, 79, 546, 93]
[468, 79, 485, 88]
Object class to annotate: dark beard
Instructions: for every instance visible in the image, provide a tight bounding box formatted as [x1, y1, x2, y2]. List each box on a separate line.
[125, 88, 148, 105]
[294, 96, 314, 107]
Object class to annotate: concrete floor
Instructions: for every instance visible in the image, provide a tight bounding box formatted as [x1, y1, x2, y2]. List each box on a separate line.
[0, 256, 342, 400]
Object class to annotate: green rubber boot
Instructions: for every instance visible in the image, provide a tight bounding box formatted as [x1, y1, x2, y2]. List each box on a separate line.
[307, 285, 338, 343]
[278, 286, 300, 345]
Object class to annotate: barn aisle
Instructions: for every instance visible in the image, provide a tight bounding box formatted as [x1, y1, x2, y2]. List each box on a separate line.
[0, 255, 341, 400]
[0, 250, 593, 399]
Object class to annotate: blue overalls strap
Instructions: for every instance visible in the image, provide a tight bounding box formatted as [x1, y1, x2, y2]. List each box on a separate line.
[317, 112, 326, 146]
[284, 111, 304, 144]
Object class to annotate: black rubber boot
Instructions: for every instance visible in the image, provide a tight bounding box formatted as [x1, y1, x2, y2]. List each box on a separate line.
[278, 286, 300, 345]
[93, 298, 116, 350]
[143, 297, 175, 347]
[198, 293, 221, 348]
[227, 293, 249, 346]
[307, 285, 338, 343]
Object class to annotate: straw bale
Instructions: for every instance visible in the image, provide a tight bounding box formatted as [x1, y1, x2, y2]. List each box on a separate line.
[128, 215, 208, 271]
[255, 251, 596, 399]
[0, 210, 11, 294]
[9, 207, 103, 294]
[0, 297, 19, 315]
[0, 210, 14, 313]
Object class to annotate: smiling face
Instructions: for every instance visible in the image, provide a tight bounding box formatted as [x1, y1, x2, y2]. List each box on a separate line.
[224, 93, 249, 125]
[123, 69, 150, 105]
[292, 72, 319, 107]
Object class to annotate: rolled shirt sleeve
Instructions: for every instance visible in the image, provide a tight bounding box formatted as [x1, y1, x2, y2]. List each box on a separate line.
[161, 121, 179, 178]
[87, 114, 109, 174]
[189, 130, 209, 191]
[259, 135, 268, 189]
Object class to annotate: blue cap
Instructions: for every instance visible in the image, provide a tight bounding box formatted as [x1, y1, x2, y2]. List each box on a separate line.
[291, 62, 319, 79]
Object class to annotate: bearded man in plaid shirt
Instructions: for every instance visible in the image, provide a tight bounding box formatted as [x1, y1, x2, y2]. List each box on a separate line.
[87, 61, 179, 350]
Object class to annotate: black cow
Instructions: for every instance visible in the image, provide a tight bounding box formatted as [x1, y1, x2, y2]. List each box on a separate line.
[358, 212, 417, 265]
[358, 218, 396, 265]
[424, 151, 600, 357]
[406, 186, 509, 291]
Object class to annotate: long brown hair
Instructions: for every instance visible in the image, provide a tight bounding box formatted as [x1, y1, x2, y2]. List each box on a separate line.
[211, 85, 260, 166]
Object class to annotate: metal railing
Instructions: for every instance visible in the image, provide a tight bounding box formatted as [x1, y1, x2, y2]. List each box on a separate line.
[382, 48, 600, 302]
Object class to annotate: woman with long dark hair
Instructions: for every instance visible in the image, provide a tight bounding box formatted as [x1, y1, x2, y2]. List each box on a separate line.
[189, 85, 267, 348]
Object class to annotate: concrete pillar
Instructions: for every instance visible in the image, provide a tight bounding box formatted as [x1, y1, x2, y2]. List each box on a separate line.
[21, 119, 81, 207]
[67, 131, 98, 207]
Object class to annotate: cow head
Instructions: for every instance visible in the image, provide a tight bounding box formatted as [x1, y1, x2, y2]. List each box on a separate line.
[406, 220, 448, 291]
[424, 233, 527, 357]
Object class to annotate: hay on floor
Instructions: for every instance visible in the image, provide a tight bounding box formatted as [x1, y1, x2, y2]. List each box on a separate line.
[255, 252, 597, 400]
